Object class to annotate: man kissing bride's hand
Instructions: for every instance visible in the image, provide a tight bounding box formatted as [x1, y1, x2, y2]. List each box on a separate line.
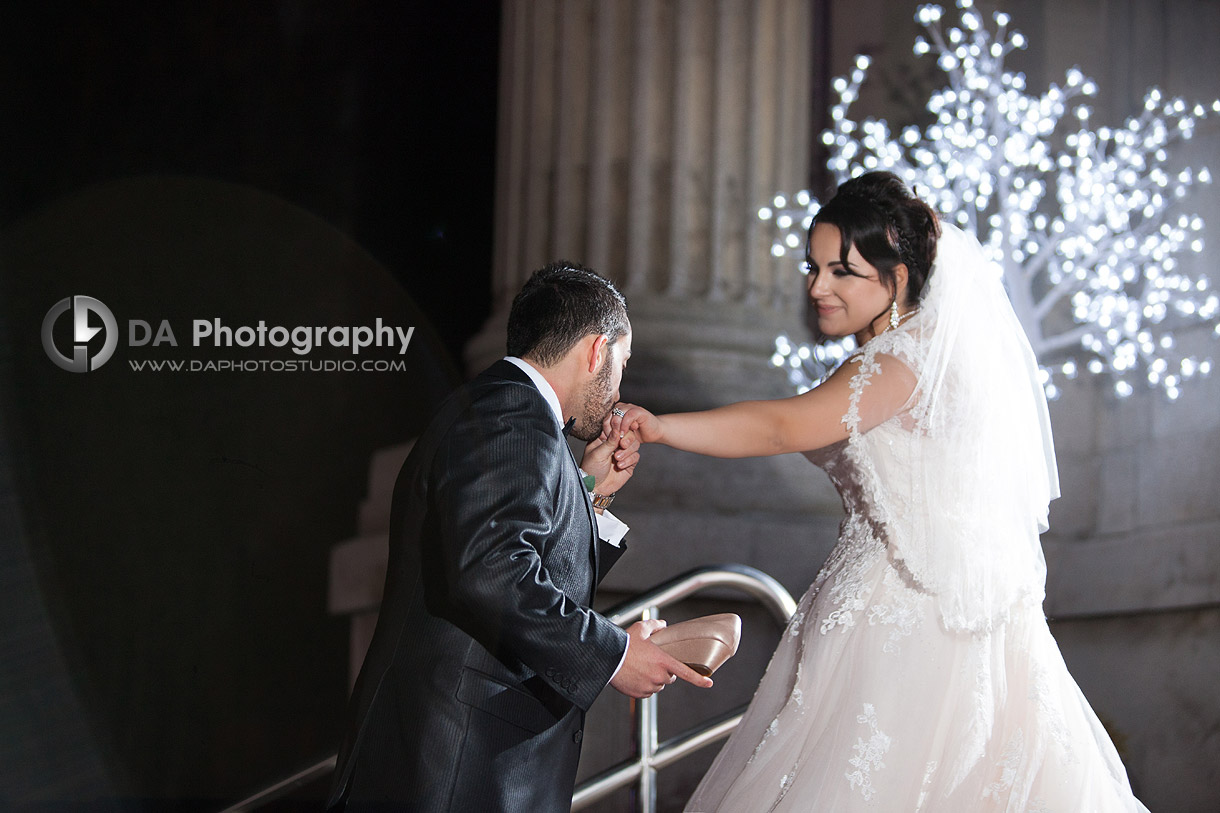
[581, 422, 640, 499]
[604, 403, 665, 445]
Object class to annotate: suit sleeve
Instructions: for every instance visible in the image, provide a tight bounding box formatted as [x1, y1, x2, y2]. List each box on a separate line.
[428, 391, 629, 711]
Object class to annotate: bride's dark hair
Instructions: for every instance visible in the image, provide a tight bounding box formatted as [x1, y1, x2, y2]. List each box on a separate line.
[812, 171, 940, 305]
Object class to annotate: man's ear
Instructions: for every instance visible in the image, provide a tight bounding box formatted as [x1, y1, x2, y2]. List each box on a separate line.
[585, 333, 610, 373]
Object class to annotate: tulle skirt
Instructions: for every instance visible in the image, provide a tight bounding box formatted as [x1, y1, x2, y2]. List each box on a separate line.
[685, 538, 1149, 812]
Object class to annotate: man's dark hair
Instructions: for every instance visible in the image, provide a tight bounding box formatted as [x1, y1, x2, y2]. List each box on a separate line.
[506, 261, 629, 365]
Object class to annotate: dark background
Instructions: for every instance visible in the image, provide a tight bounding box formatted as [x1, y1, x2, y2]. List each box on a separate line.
[0, 2, 500, 809]
[1, 1, 499, 359]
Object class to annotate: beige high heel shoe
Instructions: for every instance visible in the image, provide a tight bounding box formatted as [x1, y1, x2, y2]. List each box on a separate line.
[651, 613, 742, 676]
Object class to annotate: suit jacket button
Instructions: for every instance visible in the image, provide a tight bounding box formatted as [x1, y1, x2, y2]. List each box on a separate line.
[573, 729, 583, 744]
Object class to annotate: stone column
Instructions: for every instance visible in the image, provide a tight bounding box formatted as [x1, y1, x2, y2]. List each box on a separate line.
[469, 6, 834, 807]
[467, 0, 813, 359]
[469, 0, 839, 599]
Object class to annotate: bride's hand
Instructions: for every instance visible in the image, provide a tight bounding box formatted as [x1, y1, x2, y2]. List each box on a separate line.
[606, 402, 665, 445]
[581, 428, 640, 499]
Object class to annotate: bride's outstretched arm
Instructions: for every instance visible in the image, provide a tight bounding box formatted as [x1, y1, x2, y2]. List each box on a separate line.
[609, 353, 914, 459]
[611, 379, 848, 457]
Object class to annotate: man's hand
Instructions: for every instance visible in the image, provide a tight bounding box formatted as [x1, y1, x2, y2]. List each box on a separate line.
[609, 619, 714, 698]
[580, 426, 640, 497]
[605, 402, 665, 445]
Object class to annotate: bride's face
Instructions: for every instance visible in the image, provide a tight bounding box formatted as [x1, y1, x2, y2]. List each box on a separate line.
[806, 222, 895, 343]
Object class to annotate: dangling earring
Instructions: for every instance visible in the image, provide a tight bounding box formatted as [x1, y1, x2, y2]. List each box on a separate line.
[889, 298, 900, 330]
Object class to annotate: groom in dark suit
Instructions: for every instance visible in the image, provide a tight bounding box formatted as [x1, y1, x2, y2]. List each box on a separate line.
[327, 262, 711, 812]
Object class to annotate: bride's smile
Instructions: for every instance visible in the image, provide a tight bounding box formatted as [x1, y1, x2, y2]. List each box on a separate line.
[806, 222, 912, 345]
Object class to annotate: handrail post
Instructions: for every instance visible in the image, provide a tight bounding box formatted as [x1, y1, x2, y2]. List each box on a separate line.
[636, 605, 659, 813]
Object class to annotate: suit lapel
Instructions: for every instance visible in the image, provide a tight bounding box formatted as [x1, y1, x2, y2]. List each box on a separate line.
[561, 433, 601, 580]
[484, 361, 601, 577]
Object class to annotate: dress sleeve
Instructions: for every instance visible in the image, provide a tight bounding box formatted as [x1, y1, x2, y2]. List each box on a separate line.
[842, 332, 919, 437]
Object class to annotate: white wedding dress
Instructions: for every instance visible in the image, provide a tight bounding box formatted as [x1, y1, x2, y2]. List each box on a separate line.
[686, 226, 1149, 812]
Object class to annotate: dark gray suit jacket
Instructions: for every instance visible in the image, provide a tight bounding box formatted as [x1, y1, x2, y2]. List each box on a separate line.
[327, 360, 630, 812]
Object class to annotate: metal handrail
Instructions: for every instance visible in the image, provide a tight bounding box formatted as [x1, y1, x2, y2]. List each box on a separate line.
[603, 564, 797, 627]
[220, 756, 336, 812]
[219, 564, 796, 813]
[572, 564, 796, 812]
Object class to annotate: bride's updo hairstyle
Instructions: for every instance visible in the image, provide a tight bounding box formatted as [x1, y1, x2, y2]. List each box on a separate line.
[812, 171, 941, 305]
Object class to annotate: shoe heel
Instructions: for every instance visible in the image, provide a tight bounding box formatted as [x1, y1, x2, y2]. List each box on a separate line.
[664, 639, 734, 677]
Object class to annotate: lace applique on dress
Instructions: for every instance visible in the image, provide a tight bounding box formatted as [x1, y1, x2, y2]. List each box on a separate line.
[841, 326, 921, 438]
[1029, 659, 1079, 766]
[866, 565, 922, 653]
[826, 331, 920, 618]
[915, 760, 938, 810]
[846, 703, 892, 801]
[746, 662, 810, 765]
[819, 514, 884, 634]
[749, 716, 783, 764]
[983, 728, 1024, 800]
[843, 353, 882, 436]
[788, 660, 809, 712]
[970, 635, 996, 738]
[787, 609, 806, 637]
[772, 769, 797, 809]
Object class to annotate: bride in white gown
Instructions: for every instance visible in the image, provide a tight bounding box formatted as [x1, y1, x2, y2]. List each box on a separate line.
[612, 172, 1149, 811]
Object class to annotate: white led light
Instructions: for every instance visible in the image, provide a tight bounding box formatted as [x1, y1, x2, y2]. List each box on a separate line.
[761, 3, 1218, 400]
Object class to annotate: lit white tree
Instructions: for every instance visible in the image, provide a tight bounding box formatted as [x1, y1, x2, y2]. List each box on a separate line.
[766, 0, 1220, 400]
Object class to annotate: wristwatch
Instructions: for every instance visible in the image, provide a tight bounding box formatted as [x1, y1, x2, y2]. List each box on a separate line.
[590, 491, 616, 510]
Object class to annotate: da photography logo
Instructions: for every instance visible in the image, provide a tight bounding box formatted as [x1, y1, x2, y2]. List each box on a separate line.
[42, 296, 118, 373]
[40, 299, 414, 374]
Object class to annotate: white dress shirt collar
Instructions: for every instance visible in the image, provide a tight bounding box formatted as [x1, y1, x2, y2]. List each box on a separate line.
[503, 356, 565, 428]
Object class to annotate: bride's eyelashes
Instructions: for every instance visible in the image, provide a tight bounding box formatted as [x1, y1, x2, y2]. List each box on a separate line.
[805, 262, 869, 284]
